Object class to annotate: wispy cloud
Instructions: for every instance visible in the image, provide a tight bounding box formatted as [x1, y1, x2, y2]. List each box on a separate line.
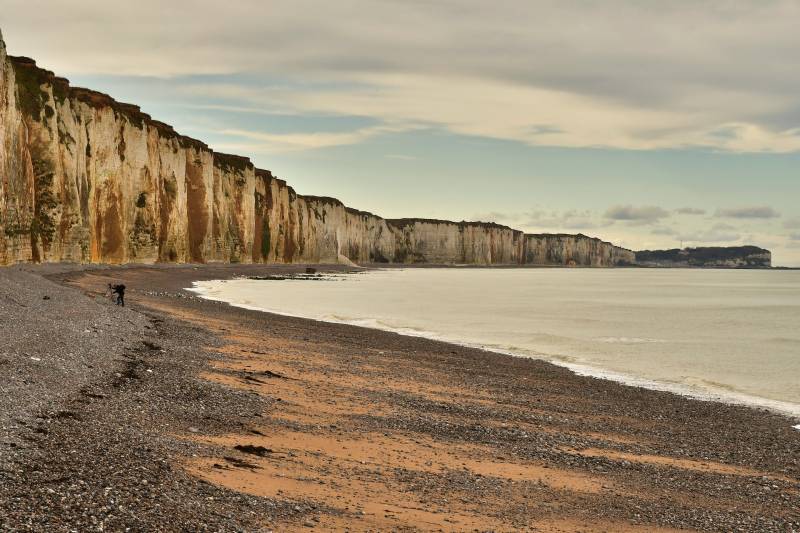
[176, 103, 304, 117]
[210, 123, 418, 152]
[679, 223, 741, 243]
[675, 207, 706, 215]
[783, 217, 800, 229]
[472, 211, 521, 223]
[201, 75, 800, 153]
[715, 206, 780, 219]
[651, 226, 677, 236]
[6, 1, 800, 153]
[604, 205, 670, 225]
[473, 209, 610, 232]
[526, 209, 606, 230]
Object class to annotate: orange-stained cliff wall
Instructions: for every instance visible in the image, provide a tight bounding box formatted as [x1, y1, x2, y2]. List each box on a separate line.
[0, 32, 633, 267]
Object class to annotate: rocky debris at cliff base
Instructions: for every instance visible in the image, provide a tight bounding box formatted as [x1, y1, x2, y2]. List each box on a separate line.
[246, 274, 330, 281]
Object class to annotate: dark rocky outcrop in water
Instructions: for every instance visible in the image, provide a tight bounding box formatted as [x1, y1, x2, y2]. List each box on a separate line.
[635, 246, 772, 268]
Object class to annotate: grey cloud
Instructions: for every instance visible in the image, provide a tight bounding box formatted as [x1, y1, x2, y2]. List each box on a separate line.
[528, 124, 564, 136]
[651, 226, 677, 236]
[675, 207, 706, 215]
[471, 209, 606, 230]
[783, 217, 800, 229]
[520, 209, 609, 231]
[472, 211, 522, 224]
[604, 205, 670, 224]
[561, 219, 605, 230]
[678, 223, 741, 243]
[524, 210, 553, 222]
[711, 222, 738, 231]
[3, 1, 800, 151]
[715, 206, 780, 219]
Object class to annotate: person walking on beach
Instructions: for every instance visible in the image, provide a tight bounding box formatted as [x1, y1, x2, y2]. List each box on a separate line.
[112, 284, 126, 307]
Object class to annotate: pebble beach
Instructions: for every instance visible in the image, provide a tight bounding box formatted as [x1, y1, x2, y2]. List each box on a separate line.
[1, 264, 798, 532]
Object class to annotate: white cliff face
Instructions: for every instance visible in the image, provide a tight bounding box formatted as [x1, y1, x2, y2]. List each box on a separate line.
[0, 34, 36, 264]
[524, 234, 636, 267]
[0, 38, 635, 267]
[385, 220, 524, 264]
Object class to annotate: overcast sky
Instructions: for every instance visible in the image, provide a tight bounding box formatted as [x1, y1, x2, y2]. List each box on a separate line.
[2, 1, 799, 265]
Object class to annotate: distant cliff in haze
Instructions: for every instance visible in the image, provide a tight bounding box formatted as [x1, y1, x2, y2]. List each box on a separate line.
[635, 246, 772, 268]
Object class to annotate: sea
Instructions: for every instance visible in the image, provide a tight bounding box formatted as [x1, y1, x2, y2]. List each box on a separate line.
[189, 268, 800, 420]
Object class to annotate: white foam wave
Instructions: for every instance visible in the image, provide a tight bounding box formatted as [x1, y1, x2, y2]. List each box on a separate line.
[597, 336, 667, 344]
[188, 280, 800, 422]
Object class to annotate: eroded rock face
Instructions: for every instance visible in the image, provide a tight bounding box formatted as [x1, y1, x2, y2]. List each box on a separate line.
[384, 219, 524, 264]
[635, 246, 771, 268]
[0, 33, 634, 267]
[524, 234, 636, 267]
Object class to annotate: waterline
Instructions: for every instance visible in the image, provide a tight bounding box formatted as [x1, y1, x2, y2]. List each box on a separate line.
[188, 268, 800, 420]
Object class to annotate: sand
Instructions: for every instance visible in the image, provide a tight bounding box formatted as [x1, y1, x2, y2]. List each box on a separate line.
[1, 263, 798, 532]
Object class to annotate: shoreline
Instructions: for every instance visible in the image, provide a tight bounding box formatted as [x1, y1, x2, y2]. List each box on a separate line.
[2, 263, 798, 531]
[188, 273, 800, 421]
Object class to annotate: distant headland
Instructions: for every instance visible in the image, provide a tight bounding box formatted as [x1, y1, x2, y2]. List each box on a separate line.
[635, 246, 772, 268]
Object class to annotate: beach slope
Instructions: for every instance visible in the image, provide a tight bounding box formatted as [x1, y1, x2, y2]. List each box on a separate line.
[1, 264, 797, 531]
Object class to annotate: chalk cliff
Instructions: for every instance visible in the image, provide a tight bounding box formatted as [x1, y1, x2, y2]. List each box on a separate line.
[0, 31, 634, 267]
[524, 234, 635, 267]
[635, 246, 771, 268]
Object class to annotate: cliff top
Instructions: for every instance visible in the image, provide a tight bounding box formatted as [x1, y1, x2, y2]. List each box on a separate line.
[8, 55, 208, 151]
[636, 245, 770, 259]
[525, 233, 634, 252]
[214, 152, 252, 173]
[299, 196, 380, 219]
[386, 218, 523, 233]
[255, 168, 291, 190]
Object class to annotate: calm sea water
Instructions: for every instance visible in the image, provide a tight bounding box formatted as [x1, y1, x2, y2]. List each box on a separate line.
[190, 269, 800, 418]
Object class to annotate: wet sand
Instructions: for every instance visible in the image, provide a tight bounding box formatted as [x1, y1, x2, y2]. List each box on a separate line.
[3, 263, 798, 531]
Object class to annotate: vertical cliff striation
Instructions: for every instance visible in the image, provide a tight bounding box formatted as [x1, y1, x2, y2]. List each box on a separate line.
[0, 33, 634, 267]
[523, 234, 635, 267]
[385, 219, 526, 264]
